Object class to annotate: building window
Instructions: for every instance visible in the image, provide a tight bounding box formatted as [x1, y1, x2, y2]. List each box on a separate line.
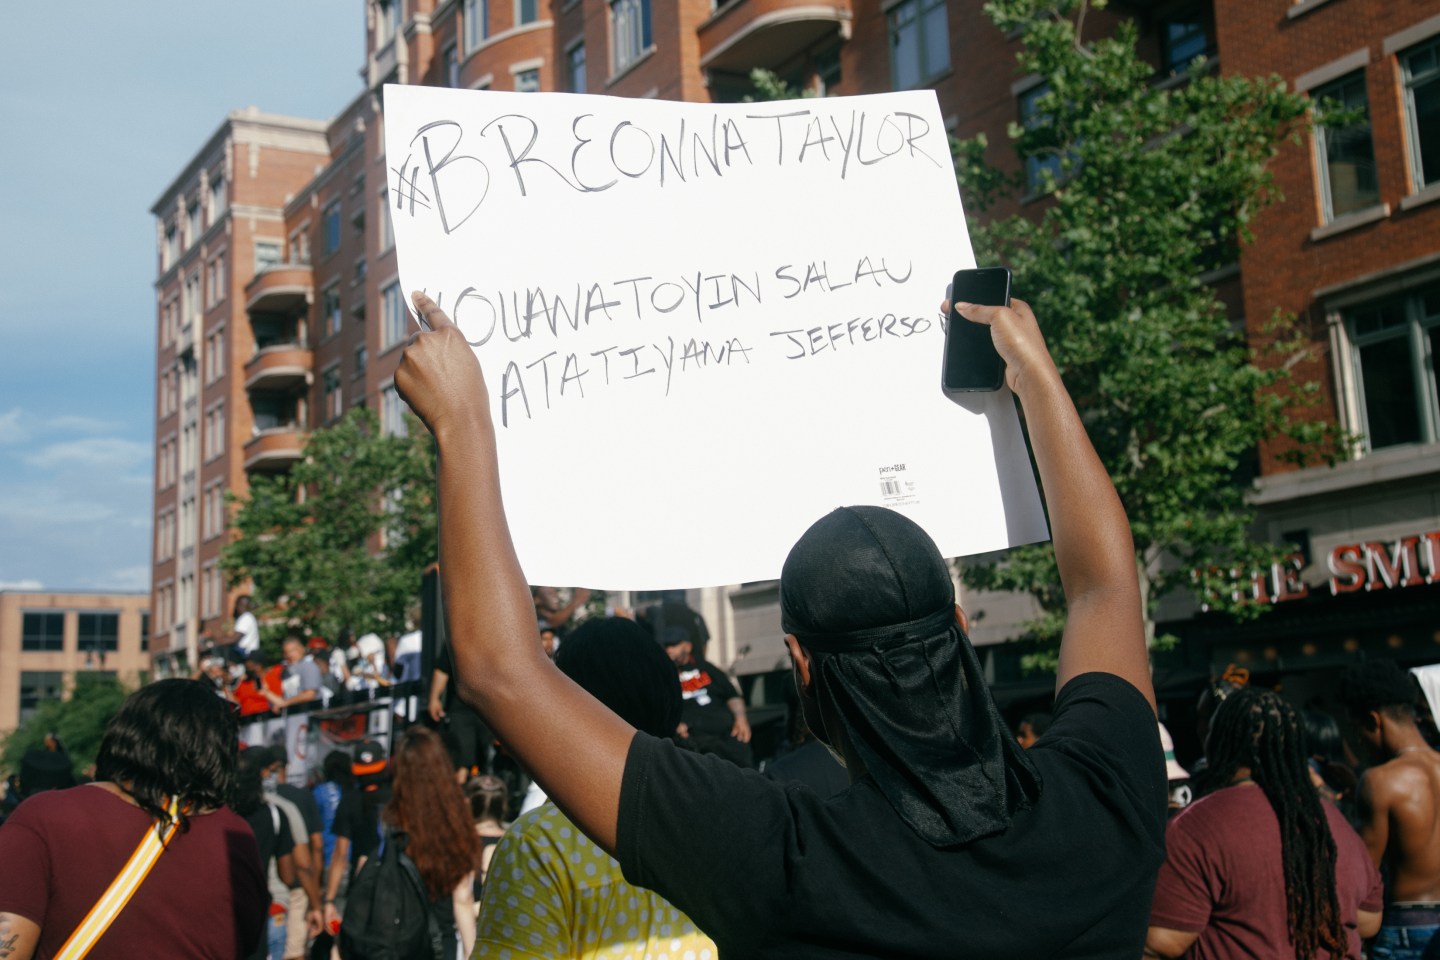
[19, 672, 64, 724]
[251, 393, 299, 432]
[77, 613, 119, 654]
[1019, 84, 1065, 195]
[611, 0, 652, 74]
[1313, 71, 1380, 221]
[517, 0, 538, 24]
[355, 344, 369, 379]
[205, 328, 226, 384]
[324, 366, 344, 422]
[21, 612, 64, 652]
[568, 43, 587, 93]
[207, 253, 226, 307]
[164, 222, 179, 270]
[464, 0, 488, 52]
[381, 281, 407, 349]
[381, 384, 409, 437]
[1346, 283, 1440, 451]
[1401, 37, 1440, 193]
[184, 273, 202, 327]
[187, 201, 202, 246]
[323, 201, 342, 256]
[289, 226, 311, 265]
[888, 0, 949, 90]
[323, 284, 343, 338]
[1160, 8, 1211, 76]
[205, 403, 224, 461]
[377, 0, 401, 47]
[443, 42, 459, 88]
[140, 612, 150, 652]
[379, 191, 395, 252]
[209, 172, 226, 223]
[515, 68, 540, 92]
[255, 240, 282, 272]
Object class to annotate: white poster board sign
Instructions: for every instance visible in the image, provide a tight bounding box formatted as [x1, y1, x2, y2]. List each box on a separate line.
[382, 85, 1047, 589]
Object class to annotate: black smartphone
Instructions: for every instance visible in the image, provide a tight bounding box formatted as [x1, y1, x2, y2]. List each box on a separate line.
[942, 267, 1011, 394]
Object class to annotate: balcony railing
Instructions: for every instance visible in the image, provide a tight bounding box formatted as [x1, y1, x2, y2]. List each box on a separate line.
[699, 0, 852, 74]
[243, 428, 305, 473]
[244, 345, 313, 392]
[245, 264, 312, 314]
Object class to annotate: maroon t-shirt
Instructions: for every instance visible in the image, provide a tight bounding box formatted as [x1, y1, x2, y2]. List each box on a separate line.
[0, 784, 267, 959]
[1149, 783, 1383, 959]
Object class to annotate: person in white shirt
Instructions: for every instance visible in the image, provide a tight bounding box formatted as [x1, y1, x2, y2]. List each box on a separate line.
[231, 596, 260, 657]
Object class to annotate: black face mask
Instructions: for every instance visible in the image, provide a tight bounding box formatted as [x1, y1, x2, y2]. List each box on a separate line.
[781, 506, 1041, 848]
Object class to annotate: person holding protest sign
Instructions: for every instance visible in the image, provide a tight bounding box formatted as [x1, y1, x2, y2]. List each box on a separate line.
[394, 289, 1166, 957]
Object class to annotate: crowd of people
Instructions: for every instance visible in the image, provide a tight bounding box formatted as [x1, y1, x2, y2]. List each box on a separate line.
[2, 290, 1440, 959]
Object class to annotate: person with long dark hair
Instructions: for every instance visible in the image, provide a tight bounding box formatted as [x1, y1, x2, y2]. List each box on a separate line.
[464, 774, 509, 890]
[1146, 687, 1382, 959]
[344, 727, 479, 957]
[0, 679, 268, 959]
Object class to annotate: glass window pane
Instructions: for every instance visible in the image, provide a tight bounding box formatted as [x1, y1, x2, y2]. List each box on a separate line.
[922, 2, 950, 78]
[1352, 301, 1405, 337]
[890, 5, 920, 90]
[1357, 336, 1421, 448]
[1317, 74, 1380, 219]
[1410, 74, 1440, 188]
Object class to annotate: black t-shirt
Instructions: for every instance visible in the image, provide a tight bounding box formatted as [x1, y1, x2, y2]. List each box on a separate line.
[244, 802, 295, 871]
[618, 671, 1167, 959]
[332, 785, 388, 865]
[676, 656, 741, 737]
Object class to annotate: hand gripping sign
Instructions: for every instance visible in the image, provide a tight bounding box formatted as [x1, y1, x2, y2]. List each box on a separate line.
[382, 85, 1046, 590]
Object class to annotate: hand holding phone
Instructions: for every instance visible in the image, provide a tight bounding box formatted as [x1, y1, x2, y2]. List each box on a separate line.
[942, 267, 1011, 394]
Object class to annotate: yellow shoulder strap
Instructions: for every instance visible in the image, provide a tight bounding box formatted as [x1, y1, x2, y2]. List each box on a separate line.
[53, 797, 182, 960]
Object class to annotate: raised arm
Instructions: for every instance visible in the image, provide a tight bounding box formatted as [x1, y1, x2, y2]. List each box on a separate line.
[947, 298, 1153, 710]
[394, 292, 636, 853]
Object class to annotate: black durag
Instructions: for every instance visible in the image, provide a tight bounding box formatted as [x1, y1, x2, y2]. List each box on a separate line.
[780, 505, 1042, 848]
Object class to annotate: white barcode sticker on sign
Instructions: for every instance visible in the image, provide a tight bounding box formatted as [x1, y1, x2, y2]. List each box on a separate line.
[877, 463, 920, 506]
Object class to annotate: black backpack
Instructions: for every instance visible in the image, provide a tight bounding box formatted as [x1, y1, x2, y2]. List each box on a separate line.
[338, 828, 445, 960]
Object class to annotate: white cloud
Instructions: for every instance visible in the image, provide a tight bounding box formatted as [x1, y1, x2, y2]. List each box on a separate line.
[0, 578, 44, 591]
[23, 437, 150, 471]
[90, 566, 150, 592]
[46, 415, 125, 435]
[0, 409, 25, 444]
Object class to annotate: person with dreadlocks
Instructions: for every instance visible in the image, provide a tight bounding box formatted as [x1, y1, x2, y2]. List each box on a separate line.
[393, 289, 1168, 956]
[1340, 659, 1440, 959]
[1145, 687, 1382, 959]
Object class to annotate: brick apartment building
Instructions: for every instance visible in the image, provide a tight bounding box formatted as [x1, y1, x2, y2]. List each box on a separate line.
[0, 592, 150, 736]
[150, 1, 1439, 736]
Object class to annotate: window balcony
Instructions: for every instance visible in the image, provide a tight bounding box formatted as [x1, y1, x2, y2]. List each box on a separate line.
[245, 264, 313, 314]
[243, 427, 305, 473]
[244, 345, 313, 393]
[699, 0, 852, 75]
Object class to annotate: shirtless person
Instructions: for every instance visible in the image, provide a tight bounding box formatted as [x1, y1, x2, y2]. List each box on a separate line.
[1341, 659, 1440, 959]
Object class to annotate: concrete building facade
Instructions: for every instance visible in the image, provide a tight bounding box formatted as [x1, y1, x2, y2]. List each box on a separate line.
[150, 1, 1440, 733]
[0, 591, 150, 736]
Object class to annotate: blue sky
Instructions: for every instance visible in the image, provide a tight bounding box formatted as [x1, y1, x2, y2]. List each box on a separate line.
[0, 4, 363, 592]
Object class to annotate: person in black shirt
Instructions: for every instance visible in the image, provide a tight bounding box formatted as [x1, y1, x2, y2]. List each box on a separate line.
[394, 289, 1165, 957]
[657, 618, 752, 767]
[321, 741, 389, 932]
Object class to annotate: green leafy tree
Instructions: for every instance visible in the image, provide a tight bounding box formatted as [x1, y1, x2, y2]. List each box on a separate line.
[1, 673, 131, 778]
[953, 0, 1348, 668]
[222, 407, 437, 645]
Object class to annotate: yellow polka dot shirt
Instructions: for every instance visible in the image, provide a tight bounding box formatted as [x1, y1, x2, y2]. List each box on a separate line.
[474, 801, 718, 960]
